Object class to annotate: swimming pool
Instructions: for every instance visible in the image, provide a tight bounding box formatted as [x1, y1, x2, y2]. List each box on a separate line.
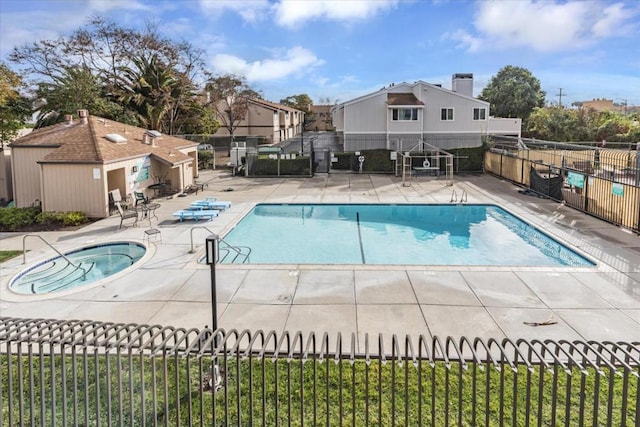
[221, 204, 594, 266]
[10, 242, 147, 295]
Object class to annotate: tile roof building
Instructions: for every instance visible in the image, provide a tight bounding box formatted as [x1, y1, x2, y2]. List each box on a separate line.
[9, 110, 198, 217]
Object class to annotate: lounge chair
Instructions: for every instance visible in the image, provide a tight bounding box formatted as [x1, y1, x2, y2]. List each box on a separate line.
[134, 191, 149, 206]
[172, 209, 219, 222]
[191, 197, 231, 211]
[116, 201, 138, 228]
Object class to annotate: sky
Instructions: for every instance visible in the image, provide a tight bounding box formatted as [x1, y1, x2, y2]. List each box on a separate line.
[1, 0, 639, 108]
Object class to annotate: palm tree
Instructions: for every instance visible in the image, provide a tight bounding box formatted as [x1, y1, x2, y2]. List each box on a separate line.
[116, 55, 189, 132]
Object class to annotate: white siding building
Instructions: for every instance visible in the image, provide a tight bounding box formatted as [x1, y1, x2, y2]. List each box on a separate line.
[332, 74, 521, 152]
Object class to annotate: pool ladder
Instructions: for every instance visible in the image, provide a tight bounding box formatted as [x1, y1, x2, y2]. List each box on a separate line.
[22, 234, 88, 280]
[189, 226, 252, 264]
[450, 189, 468, 203]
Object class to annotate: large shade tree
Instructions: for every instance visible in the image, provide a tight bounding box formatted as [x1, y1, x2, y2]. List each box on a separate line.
[34, 65, 132, 128]
[9, 18, 205, 133]
[479, 66, 545, 121]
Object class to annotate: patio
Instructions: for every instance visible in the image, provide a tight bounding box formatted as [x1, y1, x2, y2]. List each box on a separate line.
[1, 170, 639, 351]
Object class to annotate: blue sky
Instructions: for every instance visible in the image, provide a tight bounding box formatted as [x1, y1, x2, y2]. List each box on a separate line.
[1, 0, 639, 107]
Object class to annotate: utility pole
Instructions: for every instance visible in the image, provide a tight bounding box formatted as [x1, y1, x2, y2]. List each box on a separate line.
[556, 88, 565, 107]
[617, 98, 628, 115]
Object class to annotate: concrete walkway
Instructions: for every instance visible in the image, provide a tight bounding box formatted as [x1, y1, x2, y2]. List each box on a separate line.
[1, 171, 639, 352]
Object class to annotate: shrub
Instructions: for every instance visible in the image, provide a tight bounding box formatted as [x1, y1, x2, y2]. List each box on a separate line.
[0, 207, 88, 231]
[198, 151, 215, 169]
[448, 147, 485, 172]
[0, 207, 40, 231]
[349, 150, 395, 173]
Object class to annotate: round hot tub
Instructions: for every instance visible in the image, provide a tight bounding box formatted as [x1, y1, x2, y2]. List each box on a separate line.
[10, 242, 147, 295]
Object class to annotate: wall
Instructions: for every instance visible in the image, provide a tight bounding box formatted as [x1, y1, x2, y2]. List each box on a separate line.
[11, 147, 53, 208]
[42, 164, 107, 218]
[344, 92, 387, 133]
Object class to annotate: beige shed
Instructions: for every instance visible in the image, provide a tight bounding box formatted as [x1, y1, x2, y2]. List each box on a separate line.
[9, 110, 199, 218]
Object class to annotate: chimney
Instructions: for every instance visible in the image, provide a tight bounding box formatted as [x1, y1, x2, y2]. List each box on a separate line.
[151, 136, 157, 147]
[142, 134, 149, 145]
[451, 73, 474, 97]
[65, 114, 73, 125]
[77, 109, 89, 124]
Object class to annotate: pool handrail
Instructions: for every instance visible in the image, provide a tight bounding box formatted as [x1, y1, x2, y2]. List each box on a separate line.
[22, 234, 88, 279]
[189, 225, 251, 263]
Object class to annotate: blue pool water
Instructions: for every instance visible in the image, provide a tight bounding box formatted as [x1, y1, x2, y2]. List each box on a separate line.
[221, 204, 594, 266]
[10, 242, 147, 294]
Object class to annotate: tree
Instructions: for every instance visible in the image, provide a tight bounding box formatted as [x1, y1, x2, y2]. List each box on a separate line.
[0, 62, 31, 143]
[526, 106, 638, 142]
[279, 94, 312, 113]
[33, 65, 129, 128]
[204, 74, 260, 146]
[317, 96, 338, 106]
[115, 55, 183, 132]
[9, 18, 204, 132]
[479, 66, 545, 121]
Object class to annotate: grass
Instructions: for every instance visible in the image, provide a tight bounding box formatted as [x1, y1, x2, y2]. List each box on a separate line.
[0, 250, 21, 263]
[1, 351, 636, 426]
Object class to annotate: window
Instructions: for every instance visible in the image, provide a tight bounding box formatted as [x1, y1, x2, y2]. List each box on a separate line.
[473, 108, 486, 120]
[392, 108, 418, 121]
[441, 108, 454, 121]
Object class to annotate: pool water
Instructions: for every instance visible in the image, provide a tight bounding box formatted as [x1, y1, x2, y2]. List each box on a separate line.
[221, 204, 594, 266]
[10, 242, 147, 294]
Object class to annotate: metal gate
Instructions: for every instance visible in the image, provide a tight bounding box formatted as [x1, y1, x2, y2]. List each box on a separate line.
[313, 149, 331, 173]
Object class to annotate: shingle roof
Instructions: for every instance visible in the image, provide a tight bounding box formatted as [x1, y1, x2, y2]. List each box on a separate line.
[386, 93, 425, 106]
[10, 114, 197, 165]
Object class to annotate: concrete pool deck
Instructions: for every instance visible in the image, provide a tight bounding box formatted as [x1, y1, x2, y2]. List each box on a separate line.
[1, 171, 639, 351]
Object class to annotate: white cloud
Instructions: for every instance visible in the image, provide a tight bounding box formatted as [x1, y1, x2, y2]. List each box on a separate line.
[0, 0, 151, 58]
[273, 0, 400, 28]
[198, 0, 270, 22]
[592, 3, 629, 37]
[211, 46, 324, 81]
[87, 0, 150, 13]
[448, 1, 638, 53]
[443, 29, 482, 52]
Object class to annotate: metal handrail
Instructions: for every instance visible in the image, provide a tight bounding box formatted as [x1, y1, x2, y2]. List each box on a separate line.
[22, 234, 75, 268]
[450, 189, 457, 202]
[189, 225, 251, 263]
[22, 234, 87, 282]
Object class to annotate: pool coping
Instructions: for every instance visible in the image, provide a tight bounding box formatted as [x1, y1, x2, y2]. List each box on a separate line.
[2, 239, 156, 302]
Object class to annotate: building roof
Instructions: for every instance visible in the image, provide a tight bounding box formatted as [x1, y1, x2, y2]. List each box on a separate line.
[250, 97, 304, 114]
[9, 113, 197, 166]
[336, 80, 487, 109]
[386, 93, 425, 106]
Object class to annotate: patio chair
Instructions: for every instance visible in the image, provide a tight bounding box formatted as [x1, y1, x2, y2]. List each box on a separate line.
[116, 201, 138, 229]
[134, 191, 149, 206]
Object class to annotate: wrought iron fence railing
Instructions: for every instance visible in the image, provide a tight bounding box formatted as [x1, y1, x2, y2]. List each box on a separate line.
[1, 317, 638, 426]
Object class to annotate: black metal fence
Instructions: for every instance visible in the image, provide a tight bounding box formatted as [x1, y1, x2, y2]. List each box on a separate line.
[485, 136, 640, 234]
[1, 317, 638, 426]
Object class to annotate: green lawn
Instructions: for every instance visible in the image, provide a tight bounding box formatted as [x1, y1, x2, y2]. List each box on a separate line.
[0, 250, 21, 263]
[1, 352, 636, 426]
